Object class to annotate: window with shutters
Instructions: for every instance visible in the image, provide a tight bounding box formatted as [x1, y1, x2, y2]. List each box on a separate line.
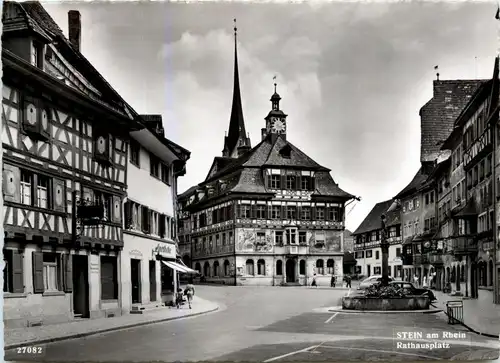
[301, 206, 311, 220]
[299, 231, 307, 244]
[275, 231, 284, 245]
[3, 250, 12, 293]
[286, 206, 297, 219]
[100, 256, 118, 300]
[286, 175, 296, 189]
[37, 175, 50, 209]
[43, 253, 61, 292]
[2, 249, 23, 293]
[316, 207, 325, 220]
[270, 206, 281, 219]
[255, 205, 266, 219]
[270, 175, 281, 189]
[20, 170, 32, 206]
[240, 205, 251, 218]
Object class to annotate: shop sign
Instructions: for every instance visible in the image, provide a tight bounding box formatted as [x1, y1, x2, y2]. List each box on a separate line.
[152, 243, 175, 259]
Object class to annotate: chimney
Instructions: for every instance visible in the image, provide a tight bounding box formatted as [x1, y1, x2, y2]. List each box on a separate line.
[68, 10, 81, 52]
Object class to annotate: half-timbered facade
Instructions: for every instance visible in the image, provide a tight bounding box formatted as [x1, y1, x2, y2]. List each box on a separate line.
[121, 115, 191, 312]
[2, 2, 142, 327]
[177, 29, 356, 286]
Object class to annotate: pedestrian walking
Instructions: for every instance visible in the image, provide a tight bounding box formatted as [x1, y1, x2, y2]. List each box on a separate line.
[330, 274, 336, 288]
[345, 274, 352, 288]
[422, 275, 428, 288]
[311, 274, 317, 287]
[175, 288, 184, 309]
[413, 274, 419, 287]
[184, 279, 196, 309]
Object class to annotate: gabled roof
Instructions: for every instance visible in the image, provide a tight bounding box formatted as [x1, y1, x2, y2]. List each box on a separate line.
[352, 199, 394, 235]
[4, 1, 137, 120]
[394, 167, 429, 200]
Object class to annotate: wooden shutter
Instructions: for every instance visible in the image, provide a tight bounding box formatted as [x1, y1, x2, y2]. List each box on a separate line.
[251, 204, 256, 219]
[12, 250, 24, 293]
[2, 164, 21, 203]
[159, 214, 166, 238]
[32, 252, 44, 294]
[124, 201, 132, 229]
[112, 195, 121, 223]
[63, 254, 73, 293]
[142, 206, 150, 233]
[52, 178, 66, 212]
[311, 175, 316, 191]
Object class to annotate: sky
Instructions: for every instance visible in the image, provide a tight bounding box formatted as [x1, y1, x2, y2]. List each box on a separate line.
[43, 1, 499, 232]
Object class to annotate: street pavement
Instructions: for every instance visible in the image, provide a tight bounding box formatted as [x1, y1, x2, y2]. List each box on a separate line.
[5, 285, 499, 362]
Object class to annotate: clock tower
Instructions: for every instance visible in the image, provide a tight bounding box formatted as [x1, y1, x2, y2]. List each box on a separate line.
[262, 82, 288, 142]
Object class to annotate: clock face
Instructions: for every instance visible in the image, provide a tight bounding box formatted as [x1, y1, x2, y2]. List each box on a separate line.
[41, 110, 48, 131]
[272, 118, 286, 133]
[26, 103, 37, 125]
[97, 136, 106, 154]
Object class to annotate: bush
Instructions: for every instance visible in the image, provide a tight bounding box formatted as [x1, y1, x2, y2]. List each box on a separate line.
[364, 283, 408, 298]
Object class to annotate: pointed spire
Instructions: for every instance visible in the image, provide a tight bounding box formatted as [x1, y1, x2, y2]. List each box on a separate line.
[222, 18, 251, 158]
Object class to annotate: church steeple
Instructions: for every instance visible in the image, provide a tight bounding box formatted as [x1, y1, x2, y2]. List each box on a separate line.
[222, 19, 251, 158]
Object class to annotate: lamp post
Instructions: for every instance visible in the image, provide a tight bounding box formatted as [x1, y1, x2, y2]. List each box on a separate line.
[381, 214, 390, 286]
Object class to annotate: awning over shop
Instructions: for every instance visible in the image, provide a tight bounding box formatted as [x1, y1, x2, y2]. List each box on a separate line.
[162, 260, 198, 274]
[402, 236, 414, 246]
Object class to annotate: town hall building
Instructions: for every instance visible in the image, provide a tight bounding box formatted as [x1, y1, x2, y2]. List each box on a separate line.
[177, 24, 356, 286]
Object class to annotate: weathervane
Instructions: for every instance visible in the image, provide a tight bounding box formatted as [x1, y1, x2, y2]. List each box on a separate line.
[434, 65, 440, 81]
[273, 75, 277, 93]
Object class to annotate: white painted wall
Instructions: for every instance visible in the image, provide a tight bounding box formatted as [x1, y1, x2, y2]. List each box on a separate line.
[127, 147, 174, 216]
[355, 244, 403, 277]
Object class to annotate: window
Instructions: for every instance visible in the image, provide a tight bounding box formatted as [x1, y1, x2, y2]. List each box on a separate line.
[224, 260, 230, 276]
[31, 41, 44, 68]
[299, 231, 307, 244]
[256, 232, 266, 244]
[213, 261, 219, 277]
[301, 206, 311, 220]
[286, 175, 296, 189]
[301, 176, 314, 190]
[216, 234, 220, 246]
[275, 231, 284, 245]
[316, 259, 324, 275]
[161, 164, 170, 184]
[366, 250, 373, 258]
[316, 207, 325, 220]
[94, 191, 112, 221]
[130, 140, 140, 166]
[276, 260, 283, 275]
[396, 248, 401, 257]
[286, 228, 297, 244]
[327, 259, 334, 274]
[150, 155, 160, 178]
[240, 205, 251, 219]
[315, 231, 325, 246]
[36, 175, 50, 209]
[355, 251, 364, 259]
[246, 259, 254, 275]
[257, 259, 265, 275]
[375, 251, 380, 260]
[271, 206, 281, 219]
[43, 253, 60, 292]
[328, 207, 341, 221]
[101, 256, 118, 300]
[286, 206, 297, 219]
[299, 260, 306, 275]
[3, 249, 23, 293]
[20, 170, 32, 206]
[374, 267, 381, 275]
[255, 205, 266, 219]
[270, 175, 281, 189]
[222, 233, 227, 245]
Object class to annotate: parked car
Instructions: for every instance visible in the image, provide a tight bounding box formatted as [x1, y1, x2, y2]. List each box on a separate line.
[389, 281, 437, 301]
[357, 275, 395, 289]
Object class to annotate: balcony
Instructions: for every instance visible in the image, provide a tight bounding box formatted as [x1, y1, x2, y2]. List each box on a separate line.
[451, 237, 477, 255]
[428, 253, 444, 265]
[413, 254, 429, 265]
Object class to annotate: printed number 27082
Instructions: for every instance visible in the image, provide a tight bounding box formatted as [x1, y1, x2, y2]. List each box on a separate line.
[17, 346, 44, 354]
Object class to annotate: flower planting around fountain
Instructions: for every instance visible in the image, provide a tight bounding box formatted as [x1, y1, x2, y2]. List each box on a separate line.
[342, 284, 431, 311]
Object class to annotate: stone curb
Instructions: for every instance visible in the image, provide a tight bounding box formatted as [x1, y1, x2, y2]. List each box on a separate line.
[327, 306, 443, 314]
[4, 305, 219, 351]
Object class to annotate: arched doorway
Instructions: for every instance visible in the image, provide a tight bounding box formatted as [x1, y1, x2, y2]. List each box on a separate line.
[203, 262, 210, 277]
[195, 262, 201, 273]
[286, 259, 296, 283]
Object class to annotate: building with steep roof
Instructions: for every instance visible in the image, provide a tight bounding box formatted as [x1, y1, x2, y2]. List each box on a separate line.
[177, 27, 356, 286]
[352, 200, 402, 278]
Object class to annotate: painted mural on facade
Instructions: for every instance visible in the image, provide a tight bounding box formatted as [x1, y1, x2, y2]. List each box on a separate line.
[309, 231, 342, 253]
[236, 229, 274, 252]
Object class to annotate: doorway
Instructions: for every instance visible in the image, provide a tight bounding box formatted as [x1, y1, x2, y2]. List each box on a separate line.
[285, 259, 296, 283]
[131, 259, 141, 304]
[72, 255, 90, 318]
[367, 265, 371, 277]
[149, 260, 156, 302]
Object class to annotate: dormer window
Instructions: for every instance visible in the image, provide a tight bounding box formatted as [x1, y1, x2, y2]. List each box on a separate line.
[279, 145, 292, 159]
[31, 41, 44, 69]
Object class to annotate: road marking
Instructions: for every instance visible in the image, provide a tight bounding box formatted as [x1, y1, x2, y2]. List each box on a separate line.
[324, 312, 339, 323]
[320, 345, 443, 360]
[263, 345, 318, 362]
